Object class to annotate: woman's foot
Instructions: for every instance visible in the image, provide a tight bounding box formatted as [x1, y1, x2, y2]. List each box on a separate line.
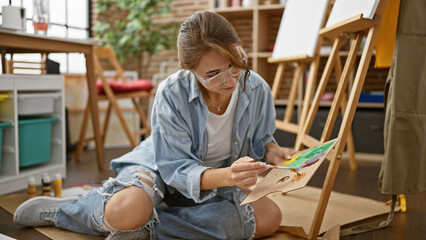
[13, 196, 79, 226]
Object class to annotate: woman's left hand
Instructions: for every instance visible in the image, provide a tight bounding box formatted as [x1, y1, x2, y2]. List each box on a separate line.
[264, 142, 296, 166]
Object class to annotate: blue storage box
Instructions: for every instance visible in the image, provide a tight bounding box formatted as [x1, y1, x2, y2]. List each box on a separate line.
[0, 122, 12, 169]
[18, 117, 59, 167]
[358, 92, 385, 103]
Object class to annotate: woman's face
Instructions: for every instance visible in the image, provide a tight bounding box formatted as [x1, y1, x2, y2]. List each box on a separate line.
[193, 50, 240, 95]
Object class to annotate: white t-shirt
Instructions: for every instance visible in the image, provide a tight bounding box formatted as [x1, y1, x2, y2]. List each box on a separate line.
[203, 86, 239, 168]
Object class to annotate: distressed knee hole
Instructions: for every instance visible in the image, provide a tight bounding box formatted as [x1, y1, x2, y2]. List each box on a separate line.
[137, 171, 155, 189]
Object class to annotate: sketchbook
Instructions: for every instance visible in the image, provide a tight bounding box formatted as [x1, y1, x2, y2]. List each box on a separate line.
[242, 138, 340, 205]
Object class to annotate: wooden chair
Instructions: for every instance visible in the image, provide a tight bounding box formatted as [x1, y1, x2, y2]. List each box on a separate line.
[5, 53, 47, 74]
[74, 46, 154, 161]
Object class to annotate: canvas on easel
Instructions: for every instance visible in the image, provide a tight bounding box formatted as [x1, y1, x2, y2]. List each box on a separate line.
[269, 0, 358, 169]
[251, 0, 388, 239]
[271, 0, 328, 60]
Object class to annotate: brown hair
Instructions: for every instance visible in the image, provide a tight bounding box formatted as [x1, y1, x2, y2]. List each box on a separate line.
[177, 11, 250, 84]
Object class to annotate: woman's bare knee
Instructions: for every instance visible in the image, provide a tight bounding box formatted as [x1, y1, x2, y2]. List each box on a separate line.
[104, 186, 153, 230]
[252, 197, 282, 238]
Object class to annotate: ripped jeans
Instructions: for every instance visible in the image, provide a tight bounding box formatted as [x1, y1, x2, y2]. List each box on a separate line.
[54, 165, 256, 240]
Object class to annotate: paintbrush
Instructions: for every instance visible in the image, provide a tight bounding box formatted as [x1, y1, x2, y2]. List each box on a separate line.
[266, 165, 293, 170]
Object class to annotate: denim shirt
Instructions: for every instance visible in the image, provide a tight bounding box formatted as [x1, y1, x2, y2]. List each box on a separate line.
[111, 69, 277, 203]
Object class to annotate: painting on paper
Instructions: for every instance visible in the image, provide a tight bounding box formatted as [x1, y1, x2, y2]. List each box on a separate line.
[241, 138, 340, 205]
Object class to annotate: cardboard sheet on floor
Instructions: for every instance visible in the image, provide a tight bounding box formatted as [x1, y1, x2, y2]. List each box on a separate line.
[267, 186, 396, 238]
[0, 186, 393, 239]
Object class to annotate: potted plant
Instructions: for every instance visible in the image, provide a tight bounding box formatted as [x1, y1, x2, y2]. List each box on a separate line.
[94, 0, 179, 78]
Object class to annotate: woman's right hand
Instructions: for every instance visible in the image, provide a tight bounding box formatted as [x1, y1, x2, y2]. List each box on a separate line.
[228, 157, 269, 189]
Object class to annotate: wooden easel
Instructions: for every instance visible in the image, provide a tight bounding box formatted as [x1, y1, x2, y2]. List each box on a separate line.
[292, 0, 388, 238]
[269, 0, 357, 169]
[269, 53, 315, 135]
[268, 0, 328, 137]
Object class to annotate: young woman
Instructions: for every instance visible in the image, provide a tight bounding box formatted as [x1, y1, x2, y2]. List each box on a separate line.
[14, 11, 294, 239]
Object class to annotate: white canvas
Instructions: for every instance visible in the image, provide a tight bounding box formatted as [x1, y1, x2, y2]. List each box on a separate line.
[326, 0, 380, 27]
[271, 0, 329, 59]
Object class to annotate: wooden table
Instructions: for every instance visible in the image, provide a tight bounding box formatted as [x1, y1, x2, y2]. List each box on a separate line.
[0, 28, 106, 170]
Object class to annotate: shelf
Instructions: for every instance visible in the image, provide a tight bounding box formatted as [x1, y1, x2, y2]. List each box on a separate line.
[256, 52, 273, 58]
[214, 7, 253, 18]
[0, 74, 66, 195]
[19, 163, 65, 176]
[257, 4, 284, 12]
[213, 3, 284, 13]
[275, 99, 384, 109]
[356, 102, 384, 108]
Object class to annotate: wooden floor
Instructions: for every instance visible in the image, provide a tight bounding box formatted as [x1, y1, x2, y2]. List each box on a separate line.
[1, 148, 425, 239]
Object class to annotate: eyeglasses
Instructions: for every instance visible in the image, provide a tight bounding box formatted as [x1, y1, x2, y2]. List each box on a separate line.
[193, 46, 248, 88]
[193, 66, 243, 88]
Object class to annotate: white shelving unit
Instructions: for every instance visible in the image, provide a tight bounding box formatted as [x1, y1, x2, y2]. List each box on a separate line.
[0, 74, 66, 195]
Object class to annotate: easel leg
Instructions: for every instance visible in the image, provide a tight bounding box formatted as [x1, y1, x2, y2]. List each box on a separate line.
[284, 63, 304, 124]
[334, 54, 357, 170]
[308, 150, 342, 239]
[295, 37, 343, 150]
[271, 63, 285, 100]
[298, 54, 320, 132]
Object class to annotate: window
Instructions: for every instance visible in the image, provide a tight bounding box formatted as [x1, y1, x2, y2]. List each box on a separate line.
[0, 0, 90, 73]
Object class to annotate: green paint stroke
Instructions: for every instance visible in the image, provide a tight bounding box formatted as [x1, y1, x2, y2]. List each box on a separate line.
[286, 141, 334, 170]
[272, 141, 335, 181]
